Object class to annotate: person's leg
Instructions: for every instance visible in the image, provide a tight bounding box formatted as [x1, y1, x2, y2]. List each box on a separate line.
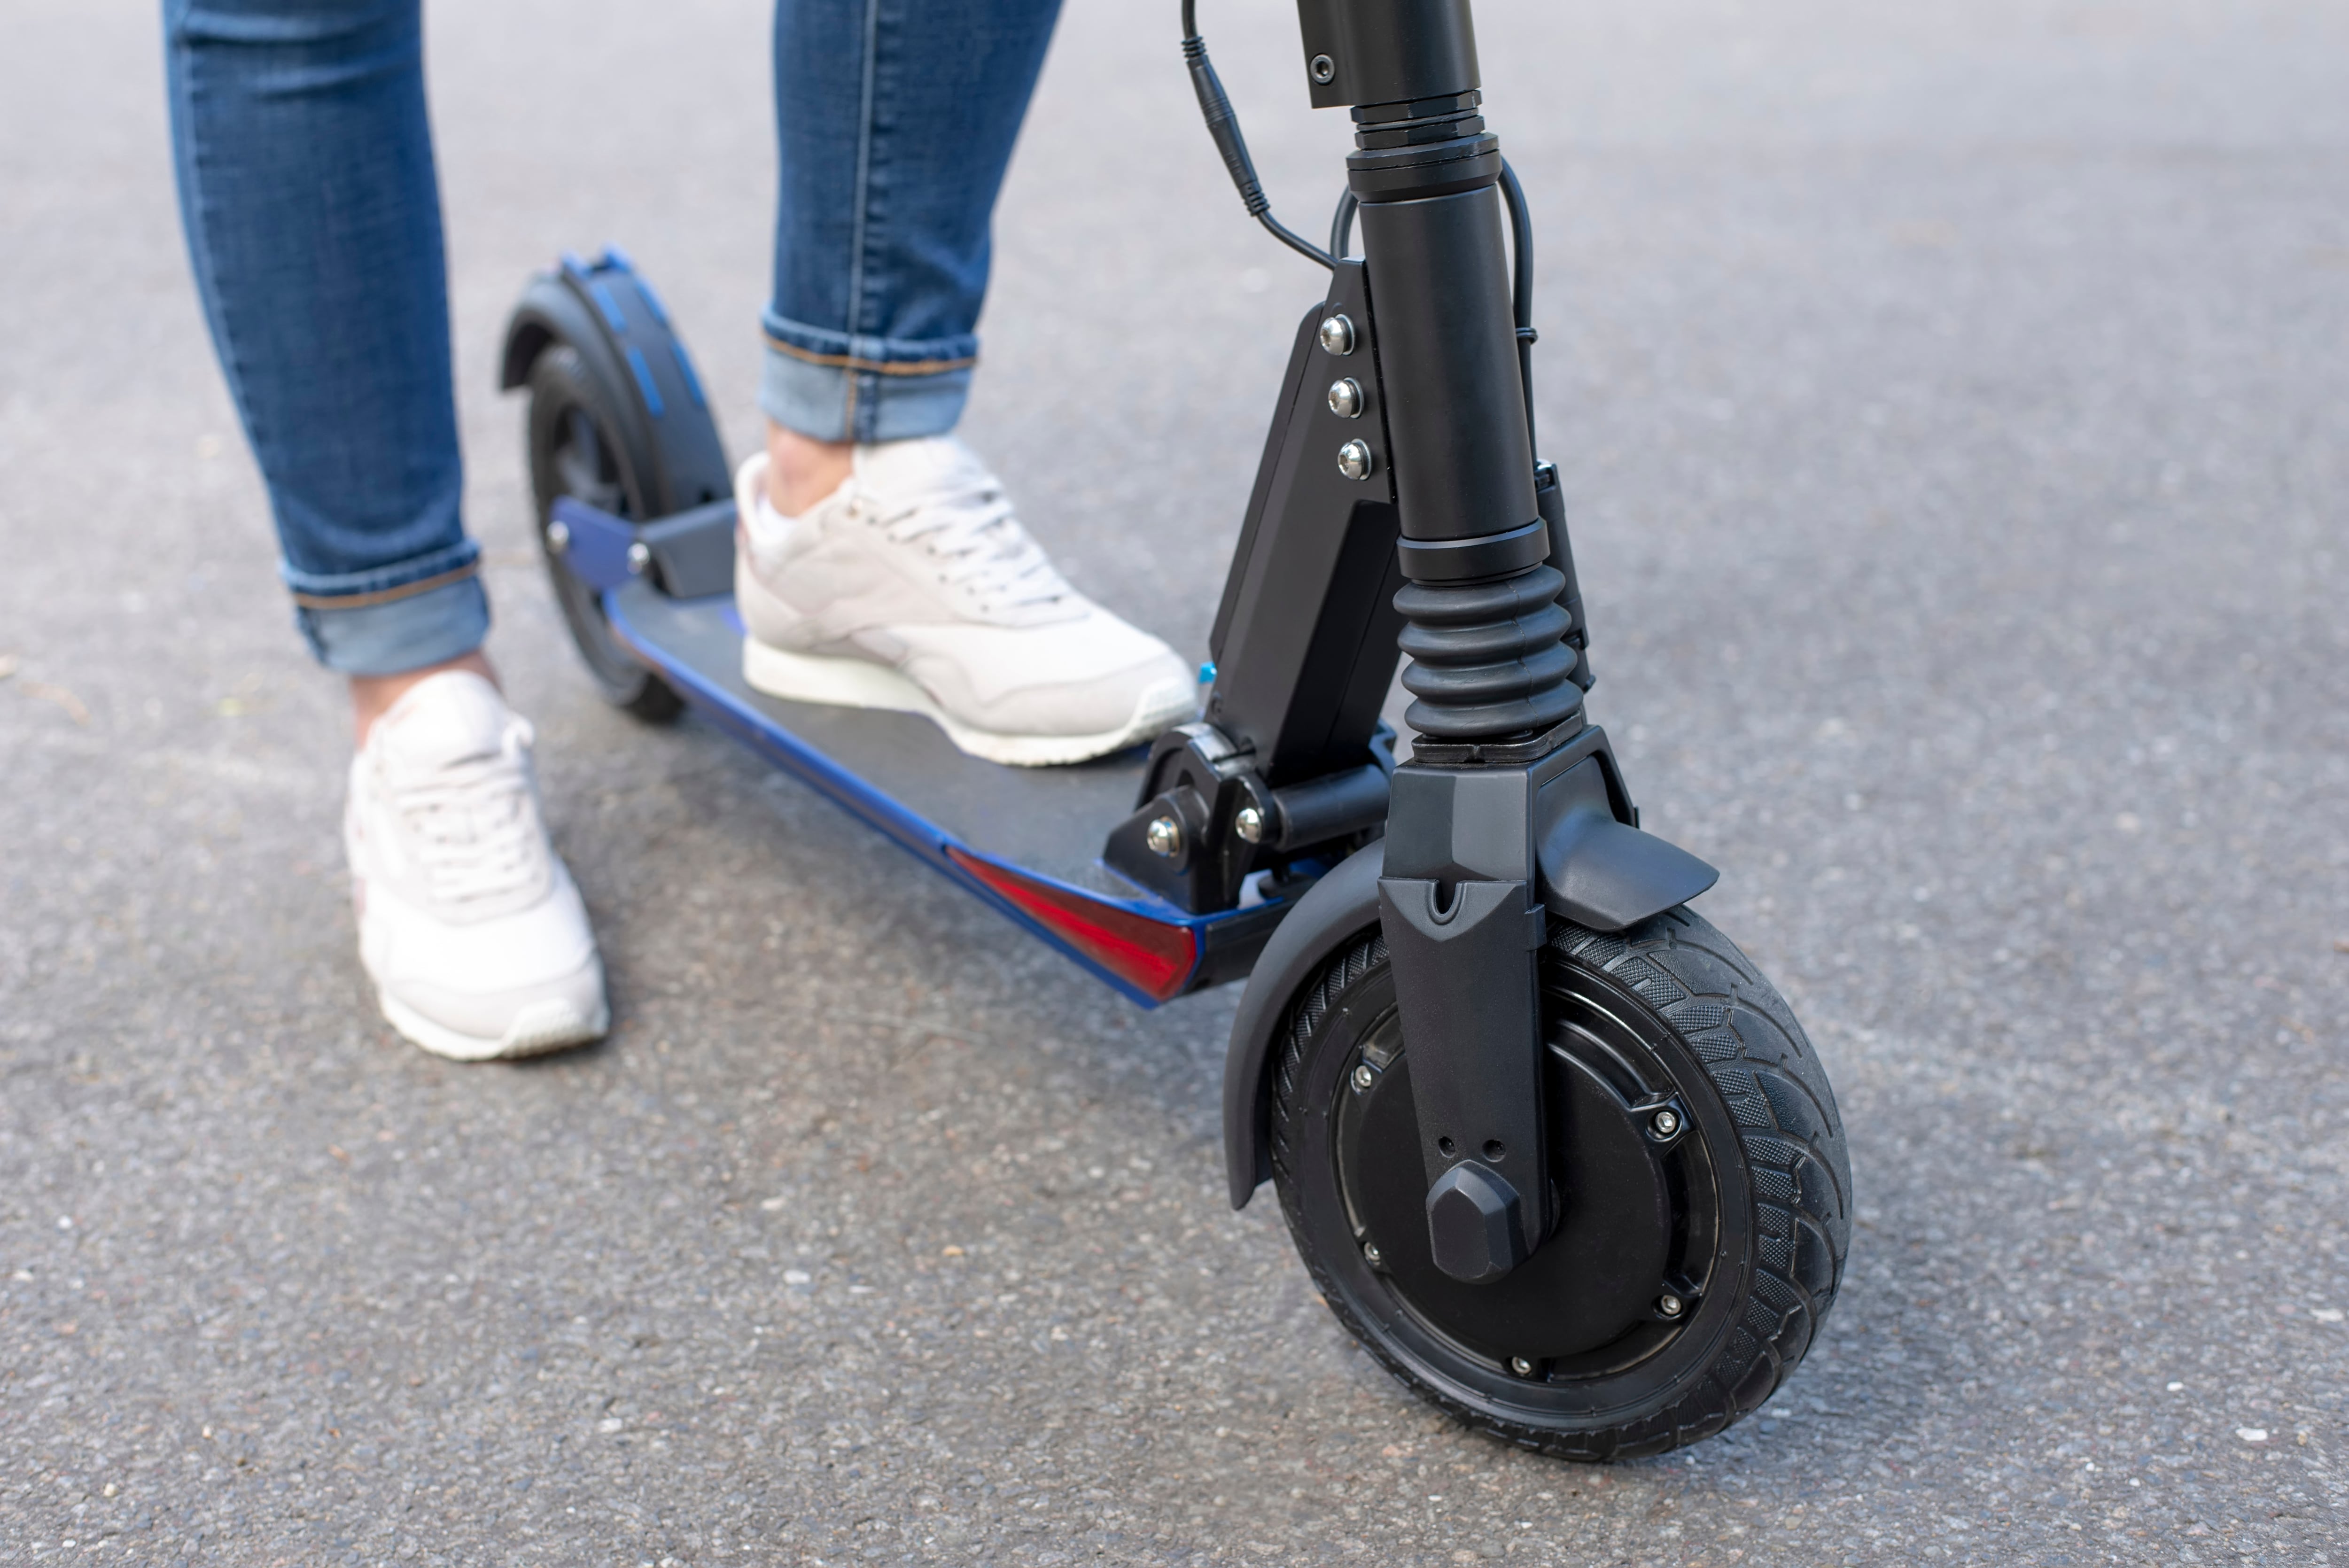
[165, 0, 605, 1057]
[762, 0, 1064, 506]
[741, 0, 1198, 765]
[164, 0, 488, 725]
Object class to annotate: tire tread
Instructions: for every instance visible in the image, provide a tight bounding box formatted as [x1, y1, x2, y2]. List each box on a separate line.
[1268, 905, 1851, 1460]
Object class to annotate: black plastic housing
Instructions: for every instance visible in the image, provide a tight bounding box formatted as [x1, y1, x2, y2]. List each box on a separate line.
[1296, 0, 1480, 109]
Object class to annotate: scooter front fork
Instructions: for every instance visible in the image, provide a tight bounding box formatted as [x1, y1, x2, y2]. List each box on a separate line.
[1334, 7, 1593, 1286]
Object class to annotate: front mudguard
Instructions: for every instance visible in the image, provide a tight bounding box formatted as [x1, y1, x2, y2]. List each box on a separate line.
[1222, 844, 1385, 1210]
[1220, 753, 1722, 1211]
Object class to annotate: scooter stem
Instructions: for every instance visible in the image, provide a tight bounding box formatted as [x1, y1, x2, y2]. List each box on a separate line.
[1306, 0, 1587, 1282]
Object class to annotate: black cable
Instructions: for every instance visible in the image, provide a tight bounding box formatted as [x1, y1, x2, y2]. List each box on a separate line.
[1330, 189, 1358, 261]
[1498, 158, 1539, 456]
[1182, 0, 1336, 270]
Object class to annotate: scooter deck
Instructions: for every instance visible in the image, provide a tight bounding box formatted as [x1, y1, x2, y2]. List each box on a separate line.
[555, 498, 1291, 1005]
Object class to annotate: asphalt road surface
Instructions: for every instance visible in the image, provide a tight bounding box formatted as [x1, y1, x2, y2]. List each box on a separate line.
[5, 0, 2346, 1563]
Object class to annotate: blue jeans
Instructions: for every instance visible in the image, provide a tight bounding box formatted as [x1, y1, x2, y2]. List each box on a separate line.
[164, 0, 1063, 676]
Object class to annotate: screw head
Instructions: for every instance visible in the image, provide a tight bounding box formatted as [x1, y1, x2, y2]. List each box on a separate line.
[625, 540, 652, 576]
[1337, 440, 1374, 481]
[1317, 314, 1355, 355]
[1509, 1356, 1536, 1377]
[1234, 804, 1266, 844]
[1351, 1063, 1376, 1093]
[1326, 378, 1364, 419]
[545, 520, 571, 556]
[1361, 1240, 1383, 1266]
[1144, 815, 1183, 858]
[1650, 1108, 1682, 1139]
[1657, 1292, 1686, 1319]
[1309, 53, 1336, 85]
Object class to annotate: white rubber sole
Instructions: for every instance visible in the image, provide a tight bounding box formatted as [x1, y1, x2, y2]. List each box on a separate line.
[742, 637, 1192, 767]
[377, 988, 609, 1063]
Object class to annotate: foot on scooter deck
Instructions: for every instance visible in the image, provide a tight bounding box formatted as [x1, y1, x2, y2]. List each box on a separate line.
[553, 496, 1291, 1005]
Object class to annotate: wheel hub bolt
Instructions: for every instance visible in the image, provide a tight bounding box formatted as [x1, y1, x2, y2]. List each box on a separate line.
[1144, 816, 1183, 858]
[1657, 1293, 1685, 1319]
[1509, 1356, 1536, 1377]
[1650, 1108, 1681, 1139]
[1351, 1063, 1376, 1093]
[1362, 1241, 1383, 1266]
[1234, 804, 1266, 844]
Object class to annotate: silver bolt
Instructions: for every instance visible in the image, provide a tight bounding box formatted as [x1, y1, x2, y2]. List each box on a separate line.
[545, 520, 572, 555]
[1657, 1293, 1685, 1319]
[1327, 378, 1364, 418]
[1351, 1063, 1376, 1093]
[1234, 804, 1266, 844]
[1144, 815, 1183, 858]
[1362, 1241, 1383, 1266]
[625, 540, 652, 576]
[1317, 314, 1355, 356]
[1310, 53, 1336, 85]
[1509, 1356, 1536, 1377]
[1337, 440, 1374, 481]
[1650, 1108, 1682, 1139]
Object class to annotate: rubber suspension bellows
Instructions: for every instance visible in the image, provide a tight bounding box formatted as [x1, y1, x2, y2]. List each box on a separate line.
[1395, 564, 1583, 740]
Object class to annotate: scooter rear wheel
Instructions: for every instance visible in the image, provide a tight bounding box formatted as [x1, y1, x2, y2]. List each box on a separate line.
[1269, 906, 1850, 1459]
[524, 343, 684, 722]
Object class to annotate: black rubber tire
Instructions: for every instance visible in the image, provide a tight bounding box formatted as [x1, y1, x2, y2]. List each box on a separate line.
[1269, 906, 1851, 1459]
[524, 344, 685, 722]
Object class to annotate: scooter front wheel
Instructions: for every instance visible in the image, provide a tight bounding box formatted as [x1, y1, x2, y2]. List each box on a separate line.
[1269, 907, 1851, 1459]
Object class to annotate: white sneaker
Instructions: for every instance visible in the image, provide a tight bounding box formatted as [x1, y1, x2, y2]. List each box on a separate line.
[733, 438, 1198, 766]
[344, 671, 608, 1061]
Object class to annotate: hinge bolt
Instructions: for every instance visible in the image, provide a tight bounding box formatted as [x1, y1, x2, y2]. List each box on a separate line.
[625, 540, 652, 576]
[1144, 815, 1183, 858]
[1327, 378, 1363, 418]
[545, 520, 571, 555]
[1317, 314, 1355, 355]
[1309, 53, 1336, 85]
[1234, 804, 1266, 844]
[1337, 440, 1374, 481]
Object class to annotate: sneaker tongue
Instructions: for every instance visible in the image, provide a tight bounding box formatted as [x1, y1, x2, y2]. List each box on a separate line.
[855, 436, 988, 498]
[376, 673, 509, 775]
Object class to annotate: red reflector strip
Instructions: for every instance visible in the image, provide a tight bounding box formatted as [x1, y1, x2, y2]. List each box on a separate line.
[945, 847, 1198, 1002]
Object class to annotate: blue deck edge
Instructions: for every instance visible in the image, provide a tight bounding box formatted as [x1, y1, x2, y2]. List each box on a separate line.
[553, 497, 1274, 1008]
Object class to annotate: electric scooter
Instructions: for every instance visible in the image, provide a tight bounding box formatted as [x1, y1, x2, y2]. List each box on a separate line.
[499, 0, 1852, 1459]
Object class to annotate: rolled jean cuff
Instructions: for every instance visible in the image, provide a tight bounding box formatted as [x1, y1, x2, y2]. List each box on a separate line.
[288, 550, 490, 677]
[760, 312, 975, 445]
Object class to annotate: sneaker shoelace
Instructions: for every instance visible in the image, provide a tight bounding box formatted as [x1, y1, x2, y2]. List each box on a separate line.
[384, 722, 546, 907]
[857, 474, 1073, 615]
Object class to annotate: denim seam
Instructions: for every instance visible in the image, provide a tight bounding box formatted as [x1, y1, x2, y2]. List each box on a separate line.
[287, 558, 480, 610]
[172, 27, 271, 497]
[762, 331, 975, 377]
[843, 0, 887, 440]
[279, 536, 482, 600]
